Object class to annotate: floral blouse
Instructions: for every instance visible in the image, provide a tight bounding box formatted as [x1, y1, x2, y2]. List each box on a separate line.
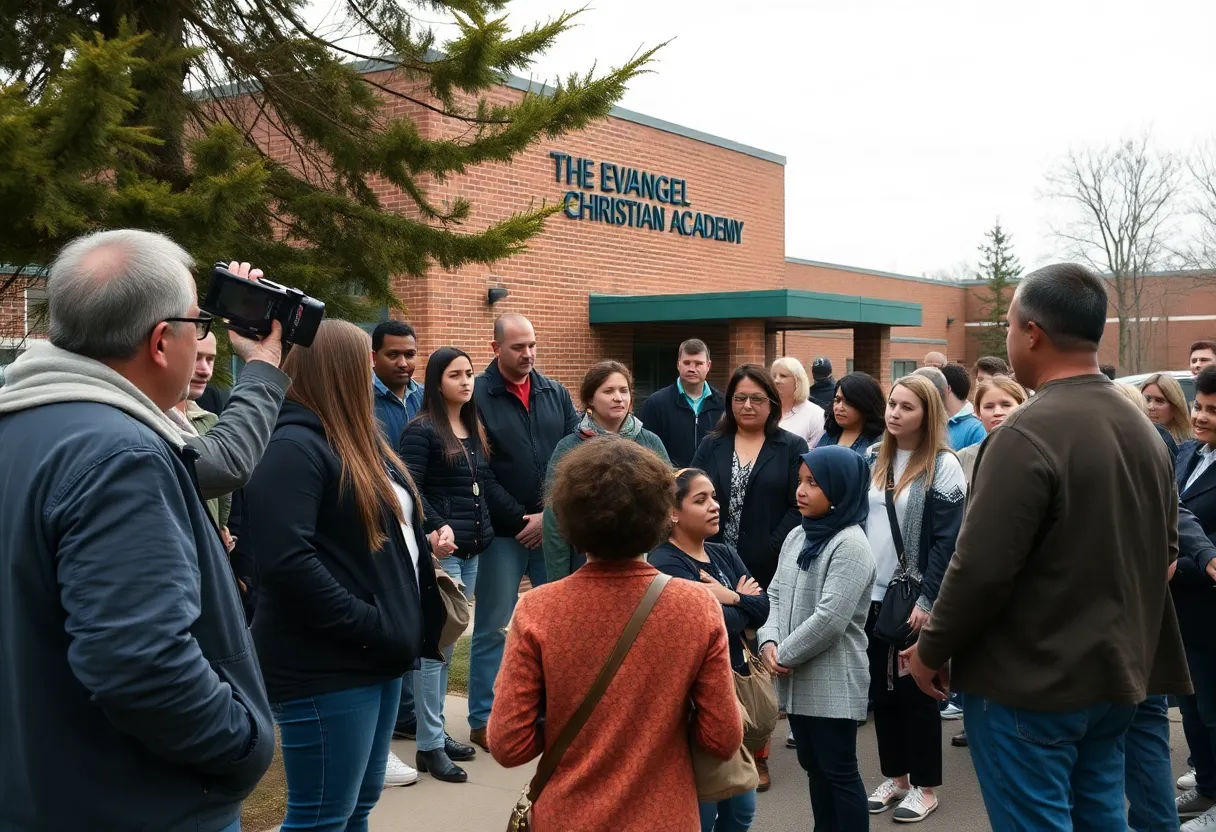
[722, 452, 754, 547]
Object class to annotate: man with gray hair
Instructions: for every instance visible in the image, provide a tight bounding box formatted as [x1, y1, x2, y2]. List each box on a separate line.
[0, 230, 283, 832]
[912, 365, 949, 403]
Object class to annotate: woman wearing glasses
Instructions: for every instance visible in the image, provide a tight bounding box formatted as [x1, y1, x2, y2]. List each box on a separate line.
[691, 363, 808, 792]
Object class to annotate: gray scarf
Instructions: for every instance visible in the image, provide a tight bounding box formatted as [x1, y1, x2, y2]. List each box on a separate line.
[578, 410, 644, 441]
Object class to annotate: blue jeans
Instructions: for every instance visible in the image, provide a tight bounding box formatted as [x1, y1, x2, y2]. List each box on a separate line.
[1181, 643, 1216, 798]
[787, 714, 868, 831]
[965, 695, 1136, 832]
[698, 789, 756, 832]
[415, 555, 478, 751]
[468, 536, 546, 729]
[218, 822, 240, 832]
[395, 672, 415, 732]
[1125, 696, 1179, 832]
[273, 678, 402, 832]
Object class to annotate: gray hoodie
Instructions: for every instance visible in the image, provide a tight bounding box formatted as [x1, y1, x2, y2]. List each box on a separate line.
[0, 343, 275, 832]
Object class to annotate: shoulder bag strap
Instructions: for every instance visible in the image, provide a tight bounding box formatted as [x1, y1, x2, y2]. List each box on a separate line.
[884, 465, 908, 571]
[526, 571, 671, 803]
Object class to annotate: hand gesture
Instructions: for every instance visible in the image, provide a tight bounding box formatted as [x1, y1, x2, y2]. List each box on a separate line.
[761, 642, 791, 677]
[899, 642, 950, 701]
[699, 571, 740, 606]
[433, 524, 457, 557]
[223, 261, 284, 368]
[516, 513, 544, 549]
[735, 575, 762, 597]
[907, 606, 931, 633]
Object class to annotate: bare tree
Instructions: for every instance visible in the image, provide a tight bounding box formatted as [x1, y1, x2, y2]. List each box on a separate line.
[1183, 140, 1216, 275]
[1045, 134, 1183, 373]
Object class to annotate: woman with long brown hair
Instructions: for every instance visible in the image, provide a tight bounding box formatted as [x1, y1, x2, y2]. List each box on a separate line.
[245, 320, 445, 832]
[862, 374, 965, 823]
[398, 346, 494, 783]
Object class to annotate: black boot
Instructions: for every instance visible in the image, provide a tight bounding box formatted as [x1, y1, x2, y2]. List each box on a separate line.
[445, 734, 476, 762]
[416, 748, 468, 783]
[951, 730, 968, 748]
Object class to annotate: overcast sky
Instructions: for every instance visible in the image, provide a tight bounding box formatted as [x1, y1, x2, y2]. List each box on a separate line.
[313, 1, 1216, 277]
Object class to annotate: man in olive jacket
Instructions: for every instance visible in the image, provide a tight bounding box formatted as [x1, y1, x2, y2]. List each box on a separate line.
[903, 264, 1191, 831]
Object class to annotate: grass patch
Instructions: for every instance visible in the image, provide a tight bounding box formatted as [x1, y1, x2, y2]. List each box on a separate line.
[241, 729, 286, 832]
[239, 636, 472, 832]
[448, 635, 471, 695]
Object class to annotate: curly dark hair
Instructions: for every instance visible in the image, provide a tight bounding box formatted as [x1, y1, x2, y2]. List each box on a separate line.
[550, 436, 675, 560]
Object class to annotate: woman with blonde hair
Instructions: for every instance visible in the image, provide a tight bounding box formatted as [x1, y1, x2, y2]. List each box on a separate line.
[1140, 372, 1194, 446]
[246, 320, 446, 832]
[956, 375, 1028, 483]
[772, 356, 826, 447]
[862, 374, 966, 823]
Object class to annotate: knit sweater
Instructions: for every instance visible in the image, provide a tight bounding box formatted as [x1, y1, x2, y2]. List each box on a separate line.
[488, 560, 743, 832]
[757, 525, 876, 720]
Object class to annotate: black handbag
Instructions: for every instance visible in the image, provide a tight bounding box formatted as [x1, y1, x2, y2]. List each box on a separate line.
[873, 464, 922, 645]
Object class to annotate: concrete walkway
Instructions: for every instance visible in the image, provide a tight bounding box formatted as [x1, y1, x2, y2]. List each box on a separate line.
[365, 698, 1192, 831]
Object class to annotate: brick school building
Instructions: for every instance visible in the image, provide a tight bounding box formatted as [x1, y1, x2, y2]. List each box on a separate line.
[3, 63, 1215, 394]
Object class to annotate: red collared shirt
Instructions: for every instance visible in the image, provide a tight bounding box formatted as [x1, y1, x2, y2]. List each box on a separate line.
[505, 375, 532, 411]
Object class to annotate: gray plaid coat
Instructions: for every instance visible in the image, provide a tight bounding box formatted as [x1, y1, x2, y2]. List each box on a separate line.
[757, 524, 876, 721]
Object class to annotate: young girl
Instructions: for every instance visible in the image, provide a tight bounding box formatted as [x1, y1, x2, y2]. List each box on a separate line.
[651, 468, 770, 832]
[863, 374, 965, 823]
[758, 446, 876, 832]
[398, 346, 494, 783]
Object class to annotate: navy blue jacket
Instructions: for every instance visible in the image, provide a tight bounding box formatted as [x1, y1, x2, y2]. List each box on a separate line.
[246, 401, 445, 702]
[1174, 441, 1216, 647]
[691, 428, 810, 588]
[0, 401, 273, 832]
[650, 541, 769, 673]
[475, 360, 579, 538]
[641, 381, 726, 469]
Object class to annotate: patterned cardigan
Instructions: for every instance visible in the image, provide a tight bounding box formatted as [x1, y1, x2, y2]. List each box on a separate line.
[757, 525, 876, 720]
[864, 446, 966, 612]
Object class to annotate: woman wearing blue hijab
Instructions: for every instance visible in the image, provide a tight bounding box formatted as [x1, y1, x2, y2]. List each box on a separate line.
[757, 446, 877, 832]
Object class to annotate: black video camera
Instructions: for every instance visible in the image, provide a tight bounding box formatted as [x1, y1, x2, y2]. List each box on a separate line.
[201, 263, 325, 347]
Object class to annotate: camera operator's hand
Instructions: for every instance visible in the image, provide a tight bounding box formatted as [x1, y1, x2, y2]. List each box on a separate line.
[225, 261, 284, 368]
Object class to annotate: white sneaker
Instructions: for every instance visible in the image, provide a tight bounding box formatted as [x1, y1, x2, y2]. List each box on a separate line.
[940, 703, 963, 720]
[893, 787, 939, 824]
[1181, 768, 1199, 790]
[1183, 805, 1216, 831]
[384, 751, 419, 788]
[786, 730, 796, 748]
[868, 779, 910, 814]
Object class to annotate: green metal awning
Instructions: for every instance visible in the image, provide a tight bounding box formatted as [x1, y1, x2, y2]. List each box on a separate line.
[588, 289, 921, 329]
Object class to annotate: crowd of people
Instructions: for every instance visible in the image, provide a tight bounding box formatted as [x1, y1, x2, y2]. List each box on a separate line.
[2, 228, 1216, 832]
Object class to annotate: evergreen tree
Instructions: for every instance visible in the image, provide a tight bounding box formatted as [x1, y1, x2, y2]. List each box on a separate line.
[0, 2, 660, 322]
[975, 220, 1023, 361]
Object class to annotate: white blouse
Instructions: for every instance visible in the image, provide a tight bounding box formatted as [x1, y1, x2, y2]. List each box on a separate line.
[866, 449, 912, 602]
[780, 400, 826, 447]
[391, 481, 422, 584]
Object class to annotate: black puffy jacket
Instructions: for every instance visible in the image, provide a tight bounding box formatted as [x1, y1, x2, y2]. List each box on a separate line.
[246, 401, 445, 702]
[399, 417, 494, 557]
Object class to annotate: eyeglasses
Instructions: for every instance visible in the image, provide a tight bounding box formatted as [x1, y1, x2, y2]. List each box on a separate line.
[732, 394, 773, 407]
[163, 315, 214, 340]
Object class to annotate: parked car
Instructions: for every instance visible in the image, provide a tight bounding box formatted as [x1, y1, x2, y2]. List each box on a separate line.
[1115, 370, 1195, 404]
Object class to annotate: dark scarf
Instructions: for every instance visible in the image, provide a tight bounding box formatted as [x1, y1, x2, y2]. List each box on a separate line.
[797, 445, 871, 570]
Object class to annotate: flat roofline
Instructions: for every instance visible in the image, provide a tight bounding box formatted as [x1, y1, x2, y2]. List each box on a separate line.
[194, 54, 785, 166]
[957, 268, 1216, 286]
[590, 288, 921, 328]
[786, 257, 961, 288]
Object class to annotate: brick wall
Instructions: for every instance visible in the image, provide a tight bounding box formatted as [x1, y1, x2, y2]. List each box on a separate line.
[962, 275, 1216, 374]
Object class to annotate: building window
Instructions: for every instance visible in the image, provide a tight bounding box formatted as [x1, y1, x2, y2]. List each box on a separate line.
[846, 359, 854, 374]
[892, 359, 917, 378]
[633, 343, 678, 409]
[24, 282, 49, 338]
